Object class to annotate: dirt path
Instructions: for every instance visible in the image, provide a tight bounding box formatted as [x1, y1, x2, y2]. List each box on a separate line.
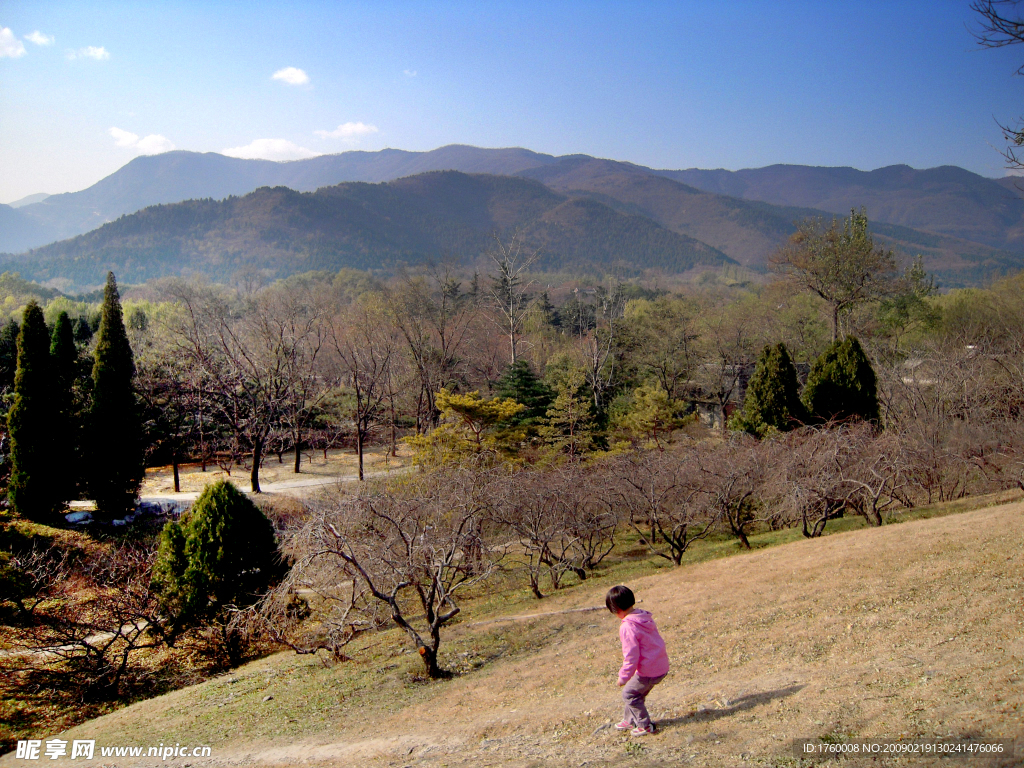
[15, 501, 1024, 768]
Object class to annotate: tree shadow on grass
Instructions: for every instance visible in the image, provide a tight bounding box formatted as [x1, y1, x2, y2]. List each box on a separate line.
[657, 684, 806, 730]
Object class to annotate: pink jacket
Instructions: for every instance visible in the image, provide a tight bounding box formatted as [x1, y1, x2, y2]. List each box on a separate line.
[618, 609, 670, 684]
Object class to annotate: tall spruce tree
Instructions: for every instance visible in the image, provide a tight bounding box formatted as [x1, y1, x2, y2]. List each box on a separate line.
[732, 342, 807, 438]
[7, 302, 55, 520]
[495, 359, 553, 427]
[802, 335, 879, 424]
[89, 273, 144, 519]
[50, 311, 79, 506]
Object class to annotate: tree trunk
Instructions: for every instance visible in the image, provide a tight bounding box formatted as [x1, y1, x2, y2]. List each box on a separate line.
[250, 438, 263, 493]
[172, 458, 180, 494]
[356, 425, 365, 481]
[293, 429, 302, 474]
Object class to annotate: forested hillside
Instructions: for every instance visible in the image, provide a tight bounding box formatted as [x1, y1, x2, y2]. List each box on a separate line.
[3, 172, 731, 287]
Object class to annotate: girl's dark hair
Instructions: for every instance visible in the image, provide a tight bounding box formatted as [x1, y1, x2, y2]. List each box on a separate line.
[605, 585, 635, 613]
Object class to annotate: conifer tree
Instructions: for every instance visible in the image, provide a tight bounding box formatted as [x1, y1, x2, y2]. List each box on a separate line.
[802, 335, 879, 424]
[495, 359, 553, 427]
[50, 311, 79, 506]
[7, 302, 55, 520]
[0, 318, 19, 393]
[153, 481, 282, 647]
[732, 342, 807, 438]
[541, 370, 595, 458]
[89, 273, 144, 519]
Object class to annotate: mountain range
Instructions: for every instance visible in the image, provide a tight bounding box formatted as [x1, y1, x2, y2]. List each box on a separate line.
[2, 145, 1022, 289]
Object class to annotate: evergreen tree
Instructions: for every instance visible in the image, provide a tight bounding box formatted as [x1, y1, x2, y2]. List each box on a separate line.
[89, 273, 144, 519]
[732, 342, 807, 438]
[0, 319, 19, 393]
[802, 335, 879, 424]
[7, 302, 55, 520]
[50, 311, 79, 506]
[617, 382, 689, 448]
[153, 481, 283, 644]
[540, 370, 595, 458]
[495, 359, 553, 427]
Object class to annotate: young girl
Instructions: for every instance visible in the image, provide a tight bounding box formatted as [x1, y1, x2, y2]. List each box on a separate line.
[606, 585, 669, 736]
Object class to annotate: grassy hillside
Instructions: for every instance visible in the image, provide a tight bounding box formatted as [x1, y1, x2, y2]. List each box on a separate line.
[15, 496, 1022, 768]
[2, 172, 732, 288]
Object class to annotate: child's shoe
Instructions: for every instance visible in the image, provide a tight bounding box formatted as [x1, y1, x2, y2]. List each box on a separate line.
[631, 724, 656, 736]
[615, 721, 633, 731]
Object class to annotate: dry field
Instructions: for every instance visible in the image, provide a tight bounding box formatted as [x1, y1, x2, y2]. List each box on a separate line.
[139, 444, 413, 497]
[6, 500, 1022, 768]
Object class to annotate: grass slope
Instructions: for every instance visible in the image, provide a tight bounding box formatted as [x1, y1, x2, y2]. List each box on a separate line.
[13, 495, 1022, 768]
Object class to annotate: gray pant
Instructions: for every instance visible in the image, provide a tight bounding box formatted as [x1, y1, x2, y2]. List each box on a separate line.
[622, 673, 666, 729]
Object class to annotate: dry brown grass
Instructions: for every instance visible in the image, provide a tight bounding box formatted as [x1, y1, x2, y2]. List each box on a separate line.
[11, 498, 1021, 768]
[140, 444, 414, 496]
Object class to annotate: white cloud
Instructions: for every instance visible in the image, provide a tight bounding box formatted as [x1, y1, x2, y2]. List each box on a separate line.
[403, 69, 417, 77]
[221, 139, 319, 161]
[314, 121, 379, 140]
[109, 127, 139, 147]
[109, 126, 175, 154]
[271, 66, 309, 86]
[136, 134, 175, 153]
[25, 30, 54, 46]
[67, 46, 110, 60]
[0, 27, 27, 58]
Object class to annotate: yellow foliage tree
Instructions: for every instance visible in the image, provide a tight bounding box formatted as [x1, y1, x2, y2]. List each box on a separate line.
[615, 382, 689, 449]
[406, 389, 526, 465]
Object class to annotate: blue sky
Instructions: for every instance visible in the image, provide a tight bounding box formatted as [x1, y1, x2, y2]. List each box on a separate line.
[1, 0, 1022, 203]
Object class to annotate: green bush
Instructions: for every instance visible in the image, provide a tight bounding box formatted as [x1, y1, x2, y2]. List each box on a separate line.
[153, 481, 283, 654]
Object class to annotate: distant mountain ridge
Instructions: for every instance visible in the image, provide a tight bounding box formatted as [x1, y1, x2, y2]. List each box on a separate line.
[4, 172, 730, 287]
[662, 163, 1024, 252]
[2, 145, 1022, 287]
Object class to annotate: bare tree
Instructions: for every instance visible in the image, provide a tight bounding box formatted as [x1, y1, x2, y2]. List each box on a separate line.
[164, 278, 332, 493]
[972, 0, 1024, 171]
[385, 264, 476, 432]
[487, 232, 539, 365]
[489, 466, 615, 598]
[608, 448, 719, 565]
[290, 471, 494, 678]
[329, 295, 397, 480]
[15, 545, 162, 700]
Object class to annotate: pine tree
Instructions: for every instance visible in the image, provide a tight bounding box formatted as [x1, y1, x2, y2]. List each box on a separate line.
[89, 273, 144, 519]
[617, 382, 689, 448]
[732, 342, 807, 438]
[802, 335, 879, 424]
[495, 359, 553, 427]
[540, 370, 595, 458]
[153, 481, 282, 644]
[50, 311, 79, 506]
[7, 302, 55, 520]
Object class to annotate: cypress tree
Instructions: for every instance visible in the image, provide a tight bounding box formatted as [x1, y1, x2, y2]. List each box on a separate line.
[733, 342, 807, 438]
[7, 302, 55, 520]
[0, 318, 19, 393]
[802, 335, 879, 424]
[50, 311, 79, 506]
[89, 273, 144, 520]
